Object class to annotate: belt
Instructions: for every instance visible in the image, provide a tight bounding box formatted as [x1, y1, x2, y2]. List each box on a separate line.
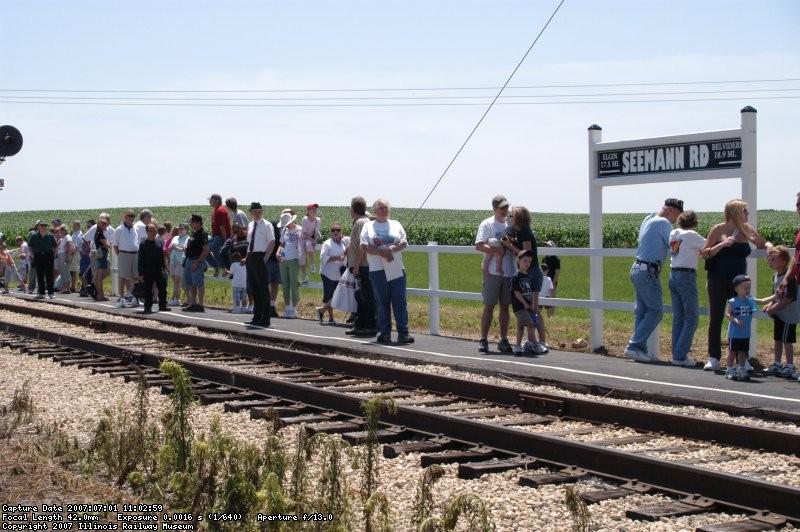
[672, 267, 696, 273]
[635, 259, 660, 268]
[119, 250, 138, 254]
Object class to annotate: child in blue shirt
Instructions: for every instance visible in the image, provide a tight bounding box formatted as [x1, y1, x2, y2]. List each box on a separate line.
[725, 274, 758, 381]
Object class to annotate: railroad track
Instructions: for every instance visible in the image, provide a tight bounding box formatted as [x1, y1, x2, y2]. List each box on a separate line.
[2, 304, 799, 529]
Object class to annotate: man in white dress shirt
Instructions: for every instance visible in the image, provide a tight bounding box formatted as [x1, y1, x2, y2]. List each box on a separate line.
[245, 202, 275, 327]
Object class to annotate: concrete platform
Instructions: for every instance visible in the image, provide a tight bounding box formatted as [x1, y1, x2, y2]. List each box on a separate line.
[8, 290, 800, 418]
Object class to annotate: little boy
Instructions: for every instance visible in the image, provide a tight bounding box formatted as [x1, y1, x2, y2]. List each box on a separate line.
[725, 274, 758, 381]
[511, 249, 539, 355]
[760, 246, 799, 378]
[226, 252, 248, 314]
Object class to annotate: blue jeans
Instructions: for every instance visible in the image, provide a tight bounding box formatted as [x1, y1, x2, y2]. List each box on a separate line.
[668, 270, 699, 360]
[627, 264, 663, 352]
[369, 269, 409, 335]
[207, 235, 224, 269]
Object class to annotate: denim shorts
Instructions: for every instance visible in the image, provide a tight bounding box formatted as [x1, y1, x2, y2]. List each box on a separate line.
[183, 258, 206, 287]
[267, 260, 281, 284]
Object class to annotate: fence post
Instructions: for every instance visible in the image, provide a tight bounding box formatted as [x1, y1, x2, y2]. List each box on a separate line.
[427, 241, 440, 335]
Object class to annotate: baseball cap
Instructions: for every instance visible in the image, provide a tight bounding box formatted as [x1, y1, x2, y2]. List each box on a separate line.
[517, 249, 534, 259]
[492, 195, 510, 209]
[190, 214, 203, 223]
[665, 198, 684, 212]
[732, 274, 750, 288]
[307, 203, 319, 210]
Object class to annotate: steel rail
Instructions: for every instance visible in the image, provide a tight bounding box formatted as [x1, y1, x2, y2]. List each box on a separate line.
[2, 318, 799, 520]
[3, 303, 798, 457]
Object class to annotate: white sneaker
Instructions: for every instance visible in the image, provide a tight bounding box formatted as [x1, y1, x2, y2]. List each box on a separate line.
[246, 305, 254, 314]
[117, 298, 125, 308]
[764, 362, 782, 375]
[725, 368, 737, 380]
[537, 341, 549, 354]
[704, 358, 720, 371]
[283, 305, 296, 318]
[301, 275, 310, 284]
[310, 264, 317, 274]
[47, 294, 55, 299]
[513, 344, 523, 355]
[671, 358, 698, 367]
[744, 360, 754, 373]
[737, 366, 750, 381]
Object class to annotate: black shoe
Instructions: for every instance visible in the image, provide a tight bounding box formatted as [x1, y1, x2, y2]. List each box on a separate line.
[247, 319, 269, 327]
[355, 328, 378, 337]
[376, 333, 391, 344]
[181, 302, 192, 308]
[269, 306, 279, 318]
[344, 328, 358, 336]
[142, 308, 153, 315]
[159, 306, 171, 312]
[397, 333, 414, 344]
[346, 313, 357, 324]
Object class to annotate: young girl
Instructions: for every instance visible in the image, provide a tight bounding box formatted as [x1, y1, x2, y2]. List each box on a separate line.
[12, 236, 29, 292]
[300, 203, 321, 283]
[226, 252, 248, 314]
[0, 239, 25, 294]
[725, 274, 757, 381]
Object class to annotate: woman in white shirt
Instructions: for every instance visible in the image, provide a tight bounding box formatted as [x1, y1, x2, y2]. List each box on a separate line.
[360, 199, 413, 344]
[315, 223, 348, 324]
[668, 210, 706, 367]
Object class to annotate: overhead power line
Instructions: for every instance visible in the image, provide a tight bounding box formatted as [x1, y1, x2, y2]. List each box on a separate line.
[1, 78, 798, 94]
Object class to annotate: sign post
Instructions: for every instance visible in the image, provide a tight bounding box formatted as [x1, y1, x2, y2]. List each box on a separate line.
[587, 107, 758, 356]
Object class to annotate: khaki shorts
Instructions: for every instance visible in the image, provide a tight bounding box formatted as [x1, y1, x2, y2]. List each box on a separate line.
[117, 251, 139, 279]
[69, 253, 80, 272]
[482, 274, 511, 306]
[514, 308, 534, 328]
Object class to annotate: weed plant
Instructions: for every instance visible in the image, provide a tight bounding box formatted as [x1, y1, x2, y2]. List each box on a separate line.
[411, 465, 446, 529]
[564, 485, 592, 531]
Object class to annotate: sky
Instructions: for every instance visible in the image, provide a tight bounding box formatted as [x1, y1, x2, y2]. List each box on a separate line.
[1, 0, 798, 214]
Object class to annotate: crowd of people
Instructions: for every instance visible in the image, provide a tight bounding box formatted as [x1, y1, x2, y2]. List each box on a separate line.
[625, 194, 800, 383]
[2, 192, 798, 369]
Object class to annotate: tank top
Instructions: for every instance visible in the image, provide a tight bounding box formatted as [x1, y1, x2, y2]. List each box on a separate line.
[707, 242, 750, 281]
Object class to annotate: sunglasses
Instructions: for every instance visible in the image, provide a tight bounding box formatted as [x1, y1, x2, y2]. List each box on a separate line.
[331, 228, 341, 233]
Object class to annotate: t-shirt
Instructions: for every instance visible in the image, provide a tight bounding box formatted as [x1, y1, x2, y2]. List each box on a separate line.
[772, 271, 800, 324]
[280, 226, 302, 260]
[669, 228, 706, 270]
[509, 226, 538, 269]
[320, 237, 347, 281]
[511, 271, 534, 313]
[636, 213, 672, 265]
[360, 219, 407, 272]
[475, 216, 514, 277]
[728, 295, 757, 339]
[229, 262, 247, 289]
[185, 229, 209, 259]
[211, 205, 232, 238]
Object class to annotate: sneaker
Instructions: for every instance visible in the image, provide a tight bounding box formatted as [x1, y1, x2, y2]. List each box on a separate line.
[301, 275, 309, 284]
[247, 305, 254, 314]
[737, 366, 750, 381]
[310, 264, 317, 274]
[48, 294, 55, 299]
[117, 298, 125, 308]
[315, 307, 324, 323]
[671, 358, 698, 367]
[513, 344, 523, 355]
[764, 362, 783, 375]
[725, 368, 737, 380]
[34, 293, 45, 300]
[777, 364, 796, 378]
[523, 341, 536, 354]
[704, 358, 721, 371]
[478, 338, 489, 353]
[376, 333, 391, 344]
[283, 306, 296, 319]
[624, 345, 650, 363]
[327, 318, 337, 325]
[537, 341, 549, 354]
[497, 338, 513, 353]
[744, 360, 754, 373]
